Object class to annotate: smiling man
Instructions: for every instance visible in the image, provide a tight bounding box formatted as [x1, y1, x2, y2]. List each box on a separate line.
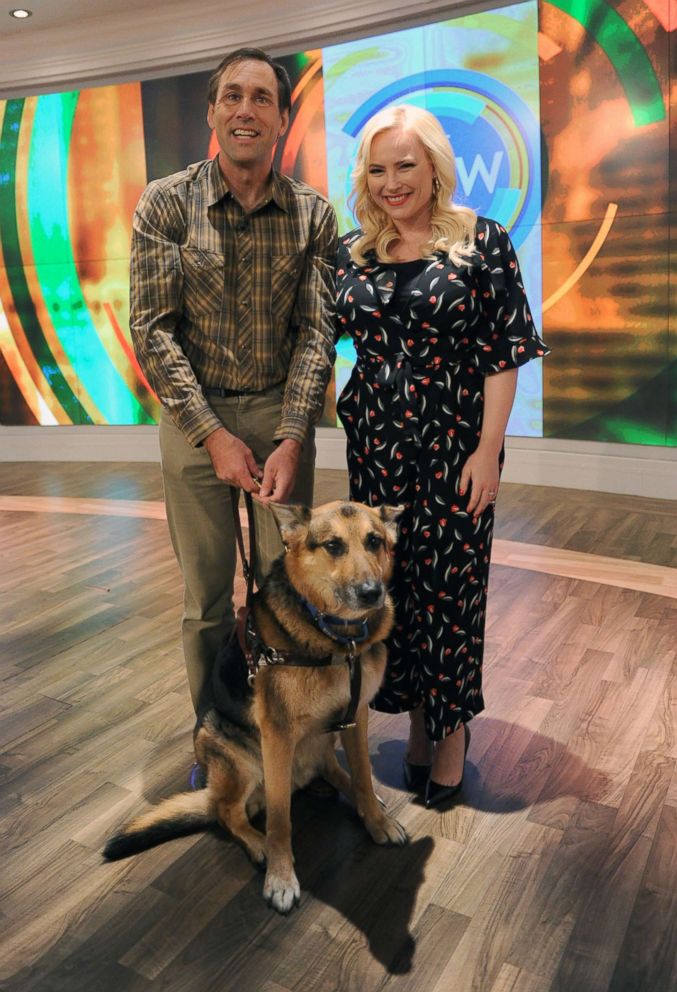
[130, 49, 337, 722]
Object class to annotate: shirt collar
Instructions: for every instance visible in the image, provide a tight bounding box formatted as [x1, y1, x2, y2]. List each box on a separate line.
[206, 157, 289, 213]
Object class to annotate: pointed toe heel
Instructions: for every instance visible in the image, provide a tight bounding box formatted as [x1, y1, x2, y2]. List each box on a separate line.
[424, 724, 471, 810]
[424, 777, 462, 808]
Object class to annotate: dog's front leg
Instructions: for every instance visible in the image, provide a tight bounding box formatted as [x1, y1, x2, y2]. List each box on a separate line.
[260, 724, 300, 914]
[341, 706, 408, 846]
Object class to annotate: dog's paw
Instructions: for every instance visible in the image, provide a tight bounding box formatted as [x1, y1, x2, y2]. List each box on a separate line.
[263, 869, 300, 914]
[365, 812, 409, 846]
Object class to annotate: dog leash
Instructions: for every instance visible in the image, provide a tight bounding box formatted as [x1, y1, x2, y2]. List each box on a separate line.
[228, 488, 363, 731]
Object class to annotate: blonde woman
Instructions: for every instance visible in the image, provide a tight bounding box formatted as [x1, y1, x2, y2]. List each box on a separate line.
[336, 105, 549, 807]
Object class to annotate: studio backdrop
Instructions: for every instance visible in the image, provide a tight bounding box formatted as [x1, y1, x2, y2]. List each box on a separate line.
[0, 0, 674, 447]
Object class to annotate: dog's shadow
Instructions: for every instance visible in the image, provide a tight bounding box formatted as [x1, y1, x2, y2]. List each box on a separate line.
[289, 796, 433, 974]
[137, 715, 608, 976]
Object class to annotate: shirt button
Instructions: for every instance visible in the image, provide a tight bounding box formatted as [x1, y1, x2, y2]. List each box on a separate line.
[240, 299, 249, 308]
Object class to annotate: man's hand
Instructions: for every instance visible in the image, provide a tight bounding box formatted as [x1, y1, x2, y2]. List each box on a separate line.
[203, 427, 262, 492]
[257, 439, 302, 503]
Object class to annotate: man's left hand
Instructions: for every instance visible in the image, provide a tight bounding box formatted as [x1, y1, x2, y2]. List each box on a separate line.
[257, 439, 302, 503]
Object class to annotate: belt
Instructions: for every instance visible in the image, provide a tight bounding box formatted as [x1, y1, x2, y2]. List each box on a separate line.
[203, 386, 261, 397]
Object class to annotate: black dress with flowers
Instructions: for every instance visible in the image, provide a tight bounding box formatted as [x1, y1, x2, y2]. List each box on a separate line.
[336, 216, 549, 740]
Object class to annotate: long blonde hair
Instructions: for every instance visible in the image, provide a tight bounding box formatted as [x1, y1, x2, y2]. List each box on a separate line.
[349, 104, 477, 267]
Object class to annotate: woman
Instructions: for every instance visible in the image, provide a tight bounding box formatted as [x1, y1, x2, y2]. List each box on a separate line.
[336, 105, 549, 808]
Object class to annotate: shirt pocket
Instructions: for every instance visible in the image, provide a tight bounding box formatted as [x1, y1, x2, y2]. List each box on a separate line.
[269, 253, 303, 318]
[180, 247, 225, 316]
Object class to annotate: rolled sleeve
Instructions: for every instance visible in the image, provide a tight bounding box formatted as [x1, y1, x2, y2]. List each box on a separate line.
[274, 200, 338, 443]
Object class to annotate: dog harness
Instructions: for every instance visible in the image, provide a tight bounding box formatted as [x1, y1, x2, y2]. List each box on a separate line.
[230, 489, 368, 732]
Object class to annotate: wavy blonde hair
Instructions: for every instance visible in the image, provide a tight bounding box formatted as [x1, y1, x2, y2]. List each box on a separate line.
[349, 104, 477, 267]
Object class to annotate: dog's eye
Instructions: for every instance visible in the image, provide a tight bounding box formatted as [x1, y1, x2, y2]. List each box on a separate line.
[365, 533, 383, 551]
[324, 539, 346, 557]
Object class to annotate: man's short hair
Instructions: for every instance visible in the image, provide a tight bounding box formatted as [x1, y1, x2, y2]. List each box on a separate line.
[207, 48, 292, 114]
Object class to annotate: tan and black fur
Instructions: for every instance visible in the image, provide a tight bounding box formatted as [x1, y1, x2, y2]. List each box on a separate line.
[103, 500, 408, 914]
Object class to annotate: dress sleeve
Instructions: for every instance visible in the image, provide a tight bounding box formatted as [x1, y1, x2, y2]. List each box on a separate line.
[471, 218, 550, 375]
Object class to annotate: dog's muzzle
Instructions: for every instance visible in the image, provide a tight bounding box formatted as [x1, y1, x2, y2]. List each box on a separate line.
[352, 580, 385, 609]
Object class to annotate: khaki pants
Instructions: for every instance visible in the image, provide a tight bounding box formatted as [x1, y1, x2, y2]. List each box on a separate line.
[159, 384, 315, 710]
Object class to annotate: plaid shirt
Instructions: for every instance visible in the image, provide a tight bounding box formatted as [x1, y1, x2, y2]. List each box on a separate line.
[130, 158, 337, 446]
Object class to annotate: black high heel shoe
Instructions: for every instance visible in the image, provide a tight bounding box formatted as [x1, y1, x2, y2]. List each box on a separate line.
[424, 724, 471, 809]
[403, 758, 432, 793]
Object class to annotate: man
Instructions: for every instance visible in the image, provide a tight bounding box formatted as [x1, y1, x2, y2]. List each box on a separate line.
[130, 48, 337, 713]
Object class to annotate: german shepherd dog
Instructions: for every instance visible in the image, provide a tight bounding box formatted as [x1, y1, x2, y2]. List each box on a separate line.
[104, 500, 408, 914]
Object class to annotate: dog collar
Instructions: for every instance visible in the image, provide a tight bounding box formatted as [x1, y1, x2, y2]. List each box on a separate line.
[298, 596, 370, 645]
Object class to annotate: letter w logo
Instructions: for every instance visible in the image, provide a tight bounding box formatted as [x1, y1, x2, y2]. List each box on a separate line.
[456, 152, 504, 196]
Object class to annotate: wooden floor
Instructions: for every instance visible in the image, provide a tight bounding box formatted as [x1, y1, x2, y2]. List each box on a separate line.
[0, 463, 675, 992]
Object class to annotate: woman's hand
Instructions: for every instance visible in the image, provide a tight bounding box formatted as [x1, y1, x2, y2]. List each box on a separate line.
[458, 368, 517, 516]
[459, 447, 500, 516]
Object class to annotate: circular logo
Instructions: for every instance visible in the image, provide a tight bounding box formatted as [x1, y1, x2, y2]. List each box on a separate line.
[342, 69, 540, 247]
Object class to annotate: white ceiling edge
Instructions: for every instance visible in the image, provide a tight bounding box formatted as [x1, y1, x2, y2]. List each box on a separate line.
[0, 0, 507, 97]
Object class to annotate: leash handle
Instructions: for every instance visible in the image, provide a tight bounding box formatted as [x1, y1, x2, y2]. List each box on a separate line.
[229, 487, 258, 608]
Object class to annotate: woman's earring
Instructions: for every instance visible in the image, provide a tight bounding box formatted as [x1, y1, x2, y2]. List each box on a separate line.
[432, 176, 440, 195]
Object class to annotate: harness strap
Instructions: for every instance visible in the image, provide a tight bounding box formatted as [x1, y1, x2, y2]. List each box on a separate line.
[328, 641, 362, 732]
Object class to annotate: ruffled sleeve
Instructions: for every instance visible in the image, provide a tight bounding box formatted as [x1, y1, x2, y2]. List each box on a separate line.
[471, 217, 550, 375]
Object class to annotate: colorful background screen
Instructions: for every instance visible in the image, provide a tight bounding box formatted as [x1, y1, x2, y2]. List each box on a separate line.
[0, 0, 674, 446]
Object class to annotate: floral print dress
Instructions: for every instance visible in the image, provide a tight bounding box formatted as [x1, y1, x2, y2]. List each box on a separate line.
[336, 216, 550, 740]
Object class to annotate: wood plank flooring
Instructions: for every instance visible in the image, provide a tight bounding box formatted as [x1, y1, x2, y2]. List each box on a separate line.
[0, 463, 675, 992]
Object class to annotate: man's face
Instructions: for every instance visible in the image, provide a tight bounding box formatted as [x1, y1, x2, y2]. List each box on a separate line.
[207, 60, 289, 170]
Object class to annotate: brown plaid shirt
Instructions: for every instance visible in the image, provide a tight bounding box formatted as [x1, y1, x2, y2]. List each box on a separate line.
[130, 158, 337, 446]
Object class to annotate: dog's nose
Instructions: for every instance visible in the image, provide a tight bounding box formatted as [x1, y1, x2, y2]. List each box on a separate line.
[355, 580, 384, 606]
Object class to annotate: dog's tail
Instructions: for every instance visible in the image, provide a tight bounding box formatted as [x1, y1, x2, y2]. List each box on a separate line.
[103, 790, 214, 861]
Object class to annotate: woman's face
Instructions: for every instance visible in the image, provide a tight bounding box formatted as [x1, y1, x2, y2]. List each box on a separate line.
[366, 127, 435, 229]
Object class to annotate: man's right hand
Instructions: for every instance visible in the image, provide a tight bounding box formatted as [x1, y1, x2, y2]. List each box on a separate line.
[203, 427, 262, 492]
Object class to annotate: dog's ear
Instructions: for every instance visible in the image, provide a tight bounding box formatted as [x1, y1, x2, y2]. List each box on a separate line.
[376, 504, 405, 544]
[269, 504, 312, 547]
